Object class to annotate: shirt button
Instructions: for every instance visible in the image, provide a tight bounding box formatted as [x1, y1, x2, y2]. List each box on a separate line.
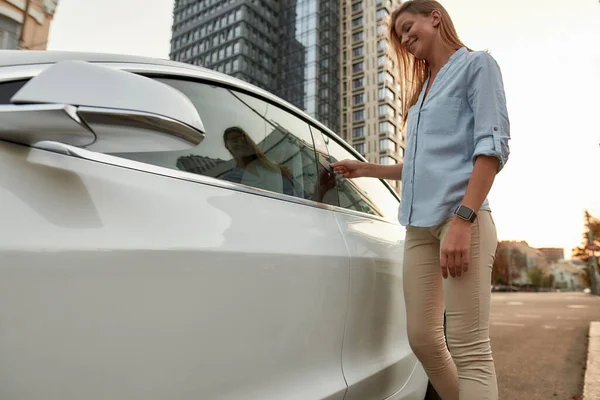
[493, 127, 498, 131]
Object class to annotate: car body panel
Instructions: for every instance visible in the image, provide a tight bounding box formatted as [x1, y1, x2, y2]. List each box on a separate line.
[0, 141, 349, 400]
[335, 213, 419, 400]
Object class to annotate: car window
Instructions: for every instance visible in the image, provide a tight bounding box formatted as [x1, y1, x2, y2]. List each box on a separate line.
[0, 80, 28, 104]
[310, 127, 340, 207]
[109, 78, 320, 201]
[324, 135, 400, 221]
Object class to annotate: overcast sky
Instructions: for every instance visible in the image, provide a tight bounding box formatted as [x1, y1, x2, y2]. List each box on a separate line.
[47, 0, 600, 257]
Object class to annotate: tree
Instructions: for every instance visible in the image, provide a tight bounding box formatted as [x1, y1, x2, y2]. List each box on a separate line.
[528, 268, 544, 288]
[572, 211, 600, 262]
[542, 273, 555, 289]
[573, 211, 599, 292]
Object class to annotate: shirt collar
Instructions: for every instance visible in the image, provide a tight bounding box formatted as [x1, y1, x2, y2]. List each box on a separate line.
[450, 47, 468, 62]
[418, 47, 468, 105]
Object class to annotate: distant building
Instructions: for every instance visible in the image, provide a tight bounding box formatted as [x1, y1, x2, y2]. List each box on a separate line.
[538, 247, 565, 262]
[340, 0, 404, 193]
[495, 241, 551, 286]
[169, 0, 340, 134]
[0, 0, 58, 50]
[551, 261, 587, 291]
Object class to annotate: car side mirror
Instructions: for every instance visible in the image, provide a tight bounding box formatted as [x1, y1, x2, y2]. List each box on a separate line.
[0, 60, 205, 152]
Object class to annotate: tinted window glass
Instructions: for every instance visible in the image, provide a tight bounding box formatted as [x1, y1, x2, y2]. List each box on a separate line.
[324, 135, 400, 221]
[310, 128, 339, 207]
[110, 78, 319, 201]
[0, 80, 28, 104]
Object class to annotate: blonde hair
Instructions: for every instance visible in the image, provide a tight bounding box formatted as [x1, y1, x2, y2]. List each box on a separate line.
[387, 0, 470, 127]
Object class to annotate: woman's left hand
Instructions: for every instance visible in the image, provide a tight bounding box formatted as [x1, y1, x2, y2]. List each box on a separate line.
[440, 218, 472, 279]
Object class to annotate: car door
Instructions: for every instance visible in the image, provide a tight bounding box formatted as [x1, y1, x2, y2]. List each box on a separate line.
[313, 132, 424, 400]
[0, 73, 350, 400]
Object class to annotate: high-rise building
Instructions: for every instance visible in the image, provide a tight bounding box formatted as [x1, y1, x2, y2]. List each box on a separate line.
[0, 0, 59, 50]
[170, 0, 279, 90]
[170, 0, 340, 134]
[341, 0, 404, 193]
[278, 1, 340, 133]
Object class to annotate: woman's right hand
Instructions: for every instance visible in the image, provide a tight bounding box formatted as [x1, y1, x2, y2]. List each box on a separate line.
[331, 159, 369, 179]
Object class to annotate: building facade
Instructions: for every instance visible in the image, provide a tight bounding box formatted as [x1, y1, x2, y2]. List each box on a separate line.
[340, 0, 403, 193]
[551, 261, 586, 291]
[170, 0, 340, 134]
[538, 247, 565, 262]
[0, 0, 58, 50]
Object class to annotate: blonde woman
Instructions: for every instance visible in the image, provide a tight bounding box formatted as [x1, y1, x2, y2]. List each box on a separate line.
[222, 126, 295, 195]
[332, 1, 510, 399]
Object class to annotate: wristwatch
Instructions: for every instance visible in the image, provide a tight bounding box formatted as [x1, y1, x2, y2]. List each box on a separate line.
[454, 205, 477, 223]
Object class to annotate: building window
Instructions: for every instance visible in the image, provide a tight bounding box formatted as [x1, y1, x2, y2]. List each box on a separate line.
[378, 39, 388, 52]
[380, 156, 397, 165]
[379, 138, 397, 152]
[353, 109, 366, 121]
[378, 87, 395, 101]
[352, 2, 363, 12]
[376, 9, 390, 21]
[379, 121, 396, 135]
[353, 93, 365, 105]
[352, 46, 364, 57]
[378, 71, 395, 85]
[379, 104, 395, 118]
[352, 17, 363, 27]
[353, 126, 365, 138]
[352, 77, 364, 89]
[352, 62, 364, 73]
[352, 31, 364, 42]
[378, 55, 389, 66]
[353, 143, 365, 154]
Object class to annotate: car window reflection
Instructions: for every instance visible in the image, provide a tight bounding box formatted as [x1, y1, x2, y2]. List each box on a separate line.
[110, 78, 332, 203]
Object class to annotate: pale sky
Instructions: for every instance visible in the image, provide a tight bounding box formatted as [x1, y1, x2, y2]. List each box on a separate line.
[47, 0, 600, 258]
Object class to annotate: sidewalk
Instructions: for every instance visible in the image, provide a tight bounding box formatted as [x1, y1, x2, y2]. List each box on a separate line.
[583, 321, 600, 400]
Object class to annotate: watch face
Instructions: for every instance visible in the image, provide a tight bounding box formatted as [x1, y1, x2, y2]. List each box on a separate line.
[456, 206, 473, 219]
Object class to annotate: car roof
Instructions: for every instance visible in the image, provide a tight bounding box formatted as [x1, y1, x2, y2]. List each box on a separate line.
[0, 50, 198, 70]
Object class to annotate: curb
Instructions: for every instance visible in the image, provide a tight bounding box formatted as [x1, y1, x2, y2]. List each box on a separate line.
[583, 321, 600, 400]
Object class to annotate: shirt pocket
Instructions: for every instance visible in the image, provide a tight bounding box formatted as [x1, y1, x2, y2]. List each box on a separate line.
[420, 96, 462, 135]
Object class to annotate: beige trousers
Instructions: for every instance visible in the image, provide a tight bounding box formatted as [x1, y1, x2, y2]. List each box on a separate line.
[403, 211, 498, 400]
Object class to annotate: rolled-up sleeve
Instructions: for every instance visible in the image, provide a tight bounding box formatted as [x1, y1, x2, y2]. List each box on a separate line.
[467, 52, 510, 172]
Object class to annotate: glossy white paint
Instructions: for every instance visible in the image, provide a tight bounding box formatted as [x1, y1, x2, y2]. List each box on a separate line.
[335, 213, 422, 400]
[0, 141, 349, 400]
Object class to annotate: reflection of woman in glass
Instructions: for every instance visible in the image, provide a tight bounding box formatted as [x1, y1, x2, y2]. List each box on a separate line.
[222, 126, 295, 195]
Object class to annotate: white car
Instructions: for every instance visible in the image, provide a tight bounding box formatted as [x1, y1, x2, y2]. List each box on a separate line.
[0, 51, 432, 400]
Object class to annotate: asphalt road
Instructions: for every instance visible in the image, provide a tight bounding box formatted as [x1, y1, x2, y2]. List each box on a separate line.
[490, 292, 600, 400]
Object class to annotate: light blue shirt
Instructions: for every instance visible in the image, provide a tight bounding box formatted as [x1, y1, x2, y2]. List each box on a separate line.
[399, 47, 510, 227]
